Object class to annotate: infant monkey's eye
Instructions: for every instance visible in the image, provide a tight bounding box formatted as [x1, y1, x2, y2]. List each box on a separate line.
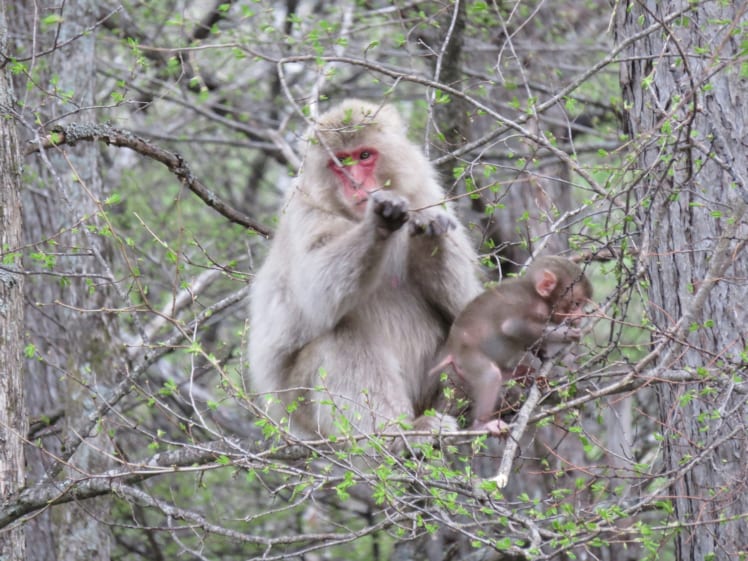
[359, 151, 371, 160]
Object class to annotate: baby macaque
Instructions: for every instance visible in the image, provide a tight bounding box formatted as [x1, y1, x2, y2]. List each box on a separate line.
[431, 256, 592, 434]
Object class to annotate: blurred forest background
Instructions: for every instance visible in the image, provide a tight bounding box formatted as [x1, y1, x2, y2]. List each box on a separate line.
[1, 1, 746, 560]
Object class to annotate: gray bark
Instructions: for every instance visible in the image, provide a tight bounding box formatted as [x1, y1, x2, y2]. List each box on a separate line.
[617, 1, 748, 559]
[0, 2, 27, 559]
[16, 1, 116, 558]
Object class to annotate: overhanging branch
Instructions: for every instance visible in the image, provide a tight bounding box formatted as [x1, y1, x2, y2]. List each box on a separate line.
[24, 123, 272, 238]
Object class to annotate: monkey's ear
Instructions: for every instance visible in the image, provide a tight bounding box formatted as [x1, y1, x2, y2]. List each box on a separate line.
[535, 269, 558, 298]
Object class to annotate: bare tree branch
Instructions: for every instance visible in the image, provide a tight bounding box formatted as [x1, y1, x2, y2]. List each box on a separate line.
[24, 123, 273, 238]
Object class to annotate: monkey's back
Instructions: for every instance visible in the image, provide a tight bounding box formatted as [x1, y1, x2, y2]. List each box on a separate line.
[454, 279, 548, 328]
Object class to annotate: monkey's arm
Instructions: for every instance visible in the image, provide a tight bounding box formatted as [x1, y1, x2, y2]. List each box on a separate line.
[541, 323, 581, 342]
[501, 317, 547, 342]
[409, 210, 482, 319]
[288, 192, 408, 333]
[502, 318, 581, 350]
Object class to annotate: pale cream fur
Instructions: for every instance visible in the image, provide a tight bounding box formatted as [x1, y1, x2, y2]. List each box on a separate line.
[248, 99, 481, 439]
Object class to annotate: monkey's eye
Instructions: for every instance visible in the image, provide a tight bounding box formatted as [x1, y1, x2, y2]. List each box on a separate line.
[356, 148, 377, 164]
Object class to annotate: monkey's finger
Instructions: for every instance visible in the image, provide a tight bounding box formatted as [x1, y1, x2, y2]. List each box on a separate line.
[410, 213, 455, 236]
[429, 214, 456, 236]
[379, 200, 396, 218]
[409, 220, 427, 236]
[373, 198, 409, 233]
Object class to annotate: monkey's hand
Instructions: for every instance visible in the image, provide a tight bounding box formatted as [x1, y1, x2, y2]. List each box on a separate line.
[409, 208, 456, 237]
[472, 418, 510, 436]
[542, 323, 581, 343]
[370, 191, 409, 235]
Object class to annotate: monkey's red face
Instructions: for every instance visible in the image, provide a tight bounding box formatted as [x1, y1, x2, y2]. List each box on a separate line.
[328, 147, 380, 213]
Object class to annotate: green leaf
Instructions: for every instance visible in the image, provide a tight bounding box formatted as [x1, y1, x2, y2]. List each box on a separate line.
[41, 14, 64, 26]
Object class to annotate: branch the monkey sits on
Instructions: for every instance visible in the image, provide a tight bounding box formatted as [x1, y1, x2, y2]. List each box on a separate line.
[248, 99, 482, 443]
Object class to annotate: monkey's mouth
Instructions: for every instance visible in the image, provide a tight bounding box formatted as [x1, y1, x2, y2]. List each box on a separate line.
[351, 187, 376, 209]
[341, 180, 370, 208]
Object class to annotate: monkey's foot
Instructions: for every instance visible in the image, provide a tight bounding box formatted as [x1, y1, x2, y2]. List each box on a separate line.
[473, 419, 510, 436]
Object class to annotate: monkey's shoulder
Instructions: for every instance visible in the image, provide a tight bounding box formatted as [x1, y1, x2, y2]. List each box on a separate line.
[275, 205, 356, 254]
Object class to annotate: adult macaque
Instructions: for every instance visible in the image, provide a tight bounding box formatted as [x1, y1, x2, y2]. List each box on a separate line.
[431, 256, 592, 435]
[249, 99, 482, 442]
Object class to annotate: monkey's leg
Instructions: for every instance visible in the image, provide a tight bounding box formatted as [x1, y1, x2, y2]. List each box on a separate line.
[458, 351, 507, 436]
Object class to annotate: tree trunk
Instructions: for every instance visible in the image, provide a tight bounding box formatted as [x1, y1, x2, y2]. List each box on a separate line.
[0, 2, 27, 559]
[616, 2, 748, 559]
[15, 1, 116, 558]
